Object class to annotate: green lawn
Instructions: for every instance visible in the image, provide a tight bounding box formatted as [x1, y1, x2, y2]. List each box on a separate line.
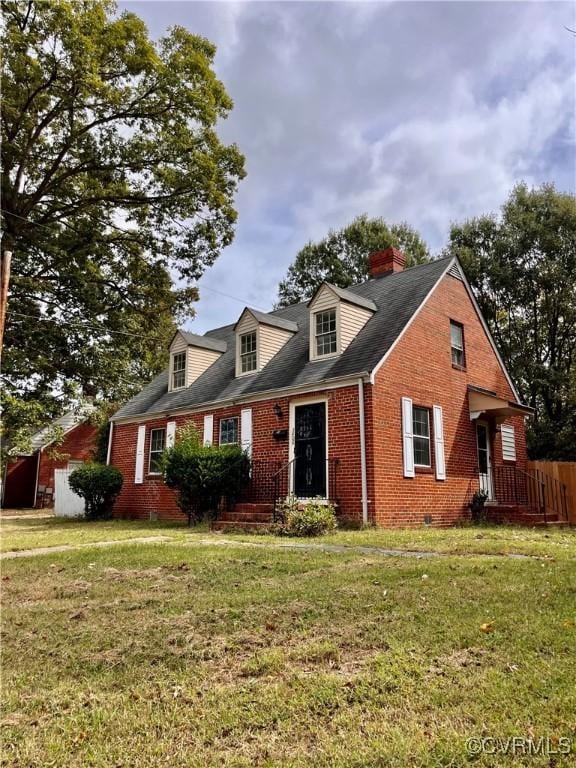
[2, 513, 575, 561]
[0, 515, 201, 553]
[2, 519, 575, 766]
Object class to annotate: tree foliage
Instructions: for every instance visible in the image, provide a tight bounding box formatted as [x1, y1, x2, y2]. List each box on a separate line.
[277, 215, 430, 306]
[446, 184, 576, 460]
[1, 0, 245, 444]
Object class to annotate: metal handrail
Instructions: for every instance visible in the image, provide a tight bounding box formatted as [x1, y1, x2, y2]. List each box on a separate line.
[491, 464, 569, 523]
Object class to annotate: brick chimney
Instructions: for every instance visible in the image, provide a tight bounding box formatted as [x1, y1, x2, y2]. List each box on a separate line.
[368, 247, 406, 277]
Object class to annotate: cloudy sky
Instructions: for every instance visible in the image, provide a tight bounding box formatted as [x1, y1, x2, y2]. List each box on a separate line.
[123, 0, 575, 333]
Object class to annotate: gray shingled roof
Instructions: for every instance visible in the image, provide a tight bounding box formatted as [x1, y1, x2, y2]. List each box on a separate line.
[113, 257, 453, 421]
[234, 307, 298, 333]
[28, 406, 95, 453]
[175, 331, 228, 352]
[308, 283, 377, 312]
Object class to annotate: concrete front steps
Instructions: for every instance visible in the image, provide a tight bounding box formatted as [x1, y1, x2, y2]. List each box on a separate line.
[211, 503, 275, 532]
[485, 504, 564, 527]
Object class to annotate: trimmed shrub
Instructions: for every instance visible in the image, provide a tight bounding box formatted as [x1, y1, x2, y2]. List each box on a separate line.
[162, 424, 251, 524]
[275, 496, 338, 537]
[68, 463, 123, 520]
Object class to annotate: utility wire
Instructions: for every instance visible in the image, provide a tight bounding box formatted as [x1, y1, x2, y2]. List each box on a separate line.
[1, 207, 271, 312]
[7, 311, 168, 340]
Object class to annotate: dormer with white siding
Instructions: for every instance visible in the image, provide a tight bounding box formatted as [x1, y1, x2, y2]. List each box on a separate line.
[234, 308, 298, 377]
[168, 331, 227, 392]
[307, 283, 376, 361]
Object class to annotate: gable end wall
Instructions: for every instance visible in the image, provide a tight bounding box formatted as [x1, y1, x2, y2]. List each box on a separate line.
[367, 273, 527, 526]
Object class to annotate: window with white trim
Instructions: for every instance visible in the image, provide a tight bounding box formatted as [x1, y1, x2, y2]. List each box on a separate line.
[219, 417, 239, 445]
[450, 321, 465, 368]
[413, 407, 431, 467]
[172, 352, 186, 389]
[148, 428, 166, 474]
[240, 332, 257, 373]
[315, 309, 337, 356]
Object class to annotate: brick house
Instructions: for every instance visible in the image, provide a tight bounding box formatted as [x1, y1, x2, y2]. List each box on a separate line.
[2, 408, 98, 508]
[109, 249, 539, 528]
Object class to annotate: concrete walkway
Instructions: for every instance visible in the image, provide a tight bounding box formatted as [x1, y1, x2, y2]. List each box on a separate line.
[1, 533, 535, 560]
[1, 536, 174, 559]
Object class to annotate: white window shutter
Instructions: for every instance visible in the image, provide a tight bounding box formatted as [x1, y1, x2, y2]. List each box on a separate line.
[134, 425, 146, 484]
[501, 425, 516, 461]
[203, 415, 213, 446]
[433, 405, 446, 480]
[166, 421, 176, 448]
[241, 408, 253, 457]
[401, 397, 415, 478]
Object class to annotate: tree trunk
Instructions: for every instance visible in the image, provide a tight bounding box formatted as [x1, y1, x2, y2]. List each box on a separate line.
[0, 250, 12, 356]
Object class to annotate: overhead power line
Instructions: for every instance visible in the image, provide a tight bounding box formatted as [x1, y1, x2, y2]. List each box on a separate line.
[1, 207, 271, 312]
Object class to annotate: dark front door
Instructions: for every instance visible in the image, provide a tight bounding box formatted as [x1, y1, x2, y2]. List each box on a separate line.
[294, 402, 327, 498]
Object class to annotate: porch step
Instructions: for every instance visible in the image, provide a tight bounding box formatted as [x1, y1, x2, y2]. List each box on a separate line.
[211, 520, 274, 532]
[486, 504, 561, 527]
[211, 502, 275, 532]
[218, 511, 274, 523]
[233, 503, 274, 514]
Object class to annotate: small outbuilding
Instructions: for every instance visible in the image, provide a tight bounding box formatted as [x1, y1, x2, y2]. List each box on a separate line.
[2, 407, 99, 509]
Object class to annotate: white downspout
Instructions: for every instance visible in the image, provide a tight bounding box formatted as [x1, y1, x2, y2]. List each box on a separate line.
[106, 421, 114, 465]
[33, 449, 41, 507]
[358, 378, 369, 525]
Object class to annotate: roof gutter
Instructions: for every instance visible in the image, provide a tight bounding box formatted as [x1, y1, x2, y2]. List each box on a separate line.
[111, 372, 371, 426]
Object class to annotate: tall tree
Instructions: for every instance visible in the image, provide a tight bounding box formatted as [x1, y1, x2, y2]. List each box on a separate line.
[446, 184, 576, 460]
[1, 0, 245, 447]
[277, 215, 430, 307]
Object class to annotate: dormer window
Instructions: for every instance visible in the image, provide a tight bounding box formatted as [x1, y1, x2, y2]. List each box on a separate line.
[172, 352, 186, 389]
[168, 331, 227, 392]
[315, 309, 337, 356]
[308, 283, 376, 362]
[240, 331, 257, 373]
[234, 308, 297, 377]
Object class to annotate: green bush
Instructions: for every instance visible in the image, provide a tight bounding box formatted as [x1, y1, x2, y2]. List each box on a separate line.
[162, 424, 251, 524]
[68, 463, 123, 520]
[275, 496, 338, 537]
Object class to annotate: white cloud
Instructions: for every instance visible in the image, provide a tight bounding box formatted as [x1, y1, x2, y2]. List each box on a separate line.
[122, 1, 575, 333]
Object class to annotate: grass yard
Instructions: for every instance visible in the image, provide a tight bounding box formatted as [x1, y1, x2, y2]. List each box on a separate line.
[1, 518, 575, 767]
[2, 513, 575, 560]
[0, 515, 200, 554]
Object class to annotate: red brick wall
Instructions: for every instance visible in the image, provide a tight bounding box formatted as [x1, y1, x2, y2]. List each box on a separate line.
[110, 385, 365, 522]
[37, 421, 99, 504]
[367, 273, 527, 526]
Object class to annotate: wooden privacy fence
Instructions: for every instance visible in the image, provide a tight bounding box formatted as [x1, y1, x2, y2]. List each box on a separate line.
[527, 461, 576, 524]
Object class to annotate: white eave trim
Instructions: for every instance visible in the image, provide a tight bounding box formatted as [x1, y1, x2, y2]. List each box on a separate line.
[457, 262, 521, 402]
[111, 372, 371, 425]
[32, 416, 91, 453]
